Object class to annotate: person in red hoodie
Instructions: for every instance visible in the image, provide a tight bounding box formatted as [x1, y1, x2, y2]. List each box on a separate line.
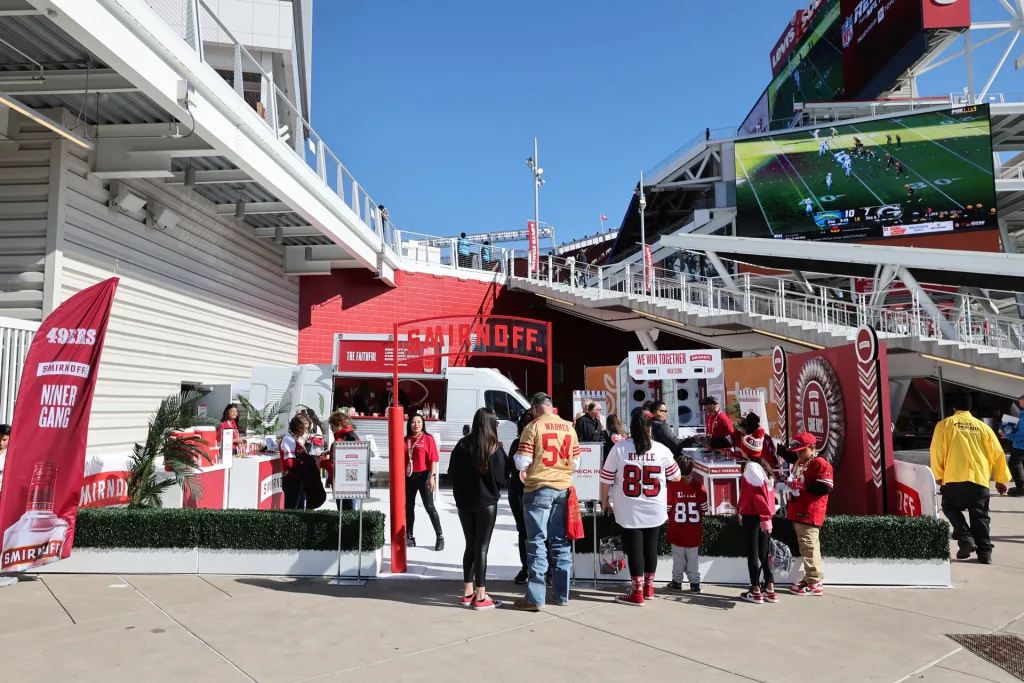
[783, 432, 833, 596]
[737, 424, 777, 604]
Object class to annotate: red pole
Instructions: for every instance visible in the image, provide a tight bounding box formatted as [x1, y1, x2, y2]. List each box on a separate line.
[389, 325, 406, 573]
[546, 321, 553, 396]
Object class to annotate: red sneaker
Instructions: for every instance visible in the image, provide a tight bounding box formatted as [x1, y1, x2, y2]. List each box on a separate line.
[460, 594, 474, 608]
[615, 589, 645, 607]
[810, 582, 824, 596]
[472, 595, 502, 610]
[763, 589, 779, 604]
[789, 581, 808, 595]
[741, 590, 764, 604]
[643, 582, 656, 600]
[791, 582, 818, 596]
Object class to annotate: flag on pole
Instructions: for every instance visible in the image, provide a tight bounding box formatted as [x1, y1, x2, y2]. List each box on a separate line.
[600, 214, 608, 221]
[0, 278, 118, 574]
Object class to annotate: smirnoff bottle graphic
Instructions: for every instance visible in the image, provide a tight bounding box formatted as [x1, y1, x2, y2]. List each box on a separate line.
[1, 462, 68, 572]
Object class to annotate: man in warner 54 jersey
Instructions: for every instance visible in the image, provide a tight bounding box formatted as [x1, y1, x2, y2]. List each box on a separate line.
[511, 393, 580, 612]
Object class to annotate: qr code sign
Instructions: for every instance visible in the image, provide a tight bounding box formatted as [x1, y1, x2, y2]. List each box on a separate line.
[345, 469, 358, 482]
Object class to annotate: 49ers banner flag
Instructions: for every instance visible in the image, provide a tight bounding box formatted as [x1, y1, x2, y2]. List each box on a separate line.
[0, 278, 118, 573]
[527, 220, 539, 274]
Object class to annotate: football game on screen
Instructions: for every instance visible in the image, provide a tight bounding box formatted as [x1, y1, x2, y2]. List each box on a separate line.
[734, 104, 999, 243]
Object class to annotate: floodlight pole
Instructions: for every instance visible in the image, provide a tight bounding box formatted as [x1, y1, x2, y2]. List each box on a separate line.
[637, 171, 647, 293]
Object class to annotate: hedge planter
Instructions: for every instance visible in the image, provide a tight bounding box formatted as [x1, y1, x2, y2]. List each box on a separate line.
[28, 508, 386, 578]
[573, 514, 952, 587]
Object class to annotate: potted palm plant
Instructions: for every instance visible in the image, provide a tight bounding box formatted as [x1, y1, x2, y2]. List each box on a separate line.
[123, 390, 214, 508]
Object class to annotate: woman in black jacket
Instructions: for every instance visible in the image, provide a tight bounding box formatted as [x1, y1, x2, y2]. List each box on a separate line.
[448, 407, 507, 610]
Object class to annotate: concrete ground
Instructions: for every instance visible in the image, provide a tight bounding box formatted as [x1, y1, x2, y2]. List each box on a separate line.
[2, 489, 1024, 683]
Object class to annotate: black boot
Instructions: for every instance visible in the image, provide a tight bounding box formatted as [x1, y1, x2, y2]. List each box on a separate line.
[955, 539, 975, 560]
[407, 535, 416, 548]
[435, 536, 445, 552]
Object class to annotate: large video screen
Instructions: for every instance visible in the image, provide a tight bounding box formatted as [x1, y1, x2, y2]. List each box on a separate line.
[768, 0, 844, 129]
[740, 89, 770, 136]
[735, 105, 998, 243]
[840, 0, 924, 97]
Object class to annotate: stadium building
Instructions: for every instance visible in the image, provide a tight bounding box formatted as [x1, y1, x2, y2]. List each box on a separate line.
[0, 0, 1022, 466]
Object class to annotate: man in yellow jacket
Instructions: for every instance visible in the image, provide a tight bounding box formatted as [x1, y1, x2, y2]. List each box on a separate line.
[930, 401, 1010, 564]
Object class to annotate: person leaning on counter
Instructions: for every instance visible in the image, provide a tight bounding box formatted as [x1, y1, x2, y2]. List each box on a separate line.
[700, 396, 735, 453]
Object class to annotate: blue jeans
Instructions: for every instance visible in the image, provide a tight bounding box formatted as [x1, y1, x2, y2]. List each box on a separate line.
[523, 486, 572, 606]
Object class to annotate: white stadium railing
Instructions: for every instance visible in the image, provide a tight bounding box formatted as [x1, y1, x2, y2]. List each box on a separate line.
[0, 317, 38, 424]
[506, 251, 1024, 363]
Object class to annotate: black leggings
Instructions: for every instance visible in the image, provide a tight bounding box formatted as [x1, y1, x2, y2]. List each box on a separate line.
[458, 505, 498, 585]
[406, 471, 442, 537]
[742, 515, 773, 587]
[621, 526, 660, 577]
[507, 484, 527, 570]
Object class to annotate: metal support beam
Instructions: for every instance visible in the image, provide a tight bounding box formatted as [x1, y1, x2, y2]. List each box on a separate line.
[791, 270, 814, 295]
[896, 266, 958, 341]
[635, 329, 659, 351]
[216, 201, 294, 215]
[0, 69, 137, 95]
[253, 225, 319, 238]
[704, 250, 740, 294]
[999, 219, 1024, 318]
[167, 169, 256, 185]
[661, 233, 1024, 280]
[91, 123, 216, 179]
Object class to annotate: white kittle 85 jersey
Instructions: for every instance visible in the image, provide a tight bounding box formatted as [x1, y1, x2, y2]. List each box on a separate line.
[600, 439, 679, 529]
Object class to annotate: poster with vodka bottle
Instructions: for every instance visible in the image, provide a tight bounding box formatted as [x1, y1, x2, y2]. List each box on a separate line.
[0, 278, 118, 573]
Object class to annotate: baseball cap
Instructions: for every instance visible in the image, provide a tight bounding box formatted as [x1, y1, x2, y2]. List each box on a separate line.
[700, 396, 720, 406]
[789, 432, 817, 450]
[530, 392, 552, 406]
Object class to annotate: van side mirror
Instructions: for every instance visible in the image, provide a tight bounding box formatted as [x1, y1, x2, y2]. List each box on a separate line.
[463, 424, 471, 436]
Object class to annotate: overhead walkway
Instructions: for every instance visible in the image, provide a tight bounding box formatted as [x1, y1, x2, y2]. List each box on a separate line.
[504, 237, 1024, 398]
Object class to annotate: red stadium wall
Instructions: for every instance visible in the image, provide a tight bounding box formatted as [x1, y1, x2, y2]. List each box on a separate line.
[299, 270, 681, 410]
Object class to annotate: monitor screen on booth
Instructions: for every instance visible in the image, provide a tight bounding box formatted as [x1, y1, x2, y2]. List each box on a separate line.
[734, 104, 998, 243]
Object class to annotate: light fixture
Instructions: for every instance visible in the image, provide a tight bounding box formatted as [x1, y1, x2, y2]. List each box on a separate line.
[536, 293, 575, 307]
[753, 329, 825, 349]
[973, 365, 1024, 381]
[920, 353, 971, 368]
[631, 310, 686, 329]
[148, 204, 179, 231]
[109, 183, 147, 213]
[0, 90, 93, 150]
[305, 246, 314, 261]
[183, 165, 196, 188]
[235, 200, 245, 220]
[273, 227, 284, 245]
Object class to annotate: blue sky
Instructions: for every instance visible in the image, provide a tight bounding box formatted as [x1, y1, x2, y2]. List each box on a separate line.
[311, 1, 1021, 244]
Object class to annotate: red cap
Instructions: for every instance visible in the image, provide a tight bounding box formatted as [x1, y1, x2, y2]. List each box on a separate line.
[789, 432, 817, 450]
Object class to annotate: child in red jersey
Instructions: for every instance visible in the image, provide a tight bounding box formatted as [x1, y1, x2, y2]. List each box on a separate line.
[665, 455, 709, 593]
[783, 432, 834, 596]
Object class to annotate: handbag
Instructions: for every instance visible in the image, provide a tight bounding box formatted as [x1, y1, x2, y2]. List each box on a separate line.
[567, 486, 585, 540]
[769, 537, 793, 577]
[599, 535, 626, 575]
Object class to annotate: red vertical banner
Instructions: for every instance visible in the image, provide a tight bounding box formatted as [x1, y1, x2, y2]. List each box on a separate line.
[527, 220, 539, 274]
[644, 245, 654, 292]
[0, 278, 118, 573]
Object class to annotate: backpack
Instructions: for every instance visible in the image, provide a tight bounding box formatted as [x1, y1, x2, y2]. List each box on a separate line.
[768, 537, 793, 577]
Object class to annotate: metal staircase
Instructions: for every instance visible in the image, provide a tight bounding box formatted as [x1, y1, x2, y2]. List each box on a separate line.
[505, 251, 1024, 394]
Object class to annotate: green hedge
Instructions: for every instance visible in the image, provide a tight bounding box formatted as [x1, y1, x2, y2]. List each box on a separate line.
[574, 514, 950, 561]
[74, 508, 386, 552]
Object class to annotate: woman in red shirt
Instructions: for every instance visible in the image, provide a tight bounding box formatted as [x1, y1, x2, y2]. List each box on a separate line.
[406, 413, 443, 551]
[217, 404, 244, 455]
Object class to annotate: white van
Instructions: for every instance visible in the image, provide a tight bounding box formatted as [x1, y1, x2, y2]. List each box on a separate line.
[246, 364, 530, 476]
